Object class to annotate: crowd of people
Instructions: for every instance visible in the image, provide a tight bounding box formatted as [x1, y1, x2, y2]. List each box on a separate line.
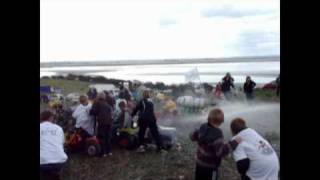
[40, 75, 280, 180]
[214, 73, 280, 101]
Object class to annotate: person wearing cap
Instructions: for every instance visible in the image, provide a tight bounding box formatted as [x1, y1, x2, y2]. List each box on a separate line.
[40, 110, 68, 180]
[90, 92, 113, 157]
[131, 90, 165, 152]
[230, 118, 279, 180]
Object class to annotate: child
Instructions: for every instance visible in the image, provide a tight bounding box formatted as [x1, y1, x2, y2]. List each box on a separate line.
[72, 95, 94, 138]
[190, 108, 240, 180]
[114, 100, 133, 131]
[40, 110, 68, 180]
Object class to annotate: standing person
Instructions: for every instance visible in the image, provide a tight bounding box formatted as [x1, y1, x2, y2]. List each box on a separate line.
[230, 118, 279, 180]
[72, 95, 94, 137]
[103, 90, 116, 110]
[214, 82, 223, 100]
[276, 74, 280, 97]
[190, 108, 240, 180]
[90, 92, 113, 157]
[87, 88, 97, 101]
[131, 90, 165, 152]
[221, 73, 235, 100]
[40, 110, 68, 180]
[243, 76, 256, 101]
[119, 85, 132, 102]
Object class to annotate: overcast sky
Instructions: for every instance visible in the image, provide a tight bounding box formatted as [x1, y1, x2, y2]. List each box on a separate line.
[40, 0, 280, 62]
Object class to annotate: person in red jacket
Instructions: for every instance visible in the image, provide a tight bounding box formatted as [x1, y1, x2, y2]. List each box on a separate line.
[190, 108, 240, 180]
[214, 82, 223, 100]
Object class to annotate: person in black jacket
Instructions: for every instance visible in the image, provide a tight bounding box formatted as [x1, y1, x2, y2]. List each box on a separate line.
[276, 74, 280, 97]
[221, 73, 235, 100]
[131, 90, 164, 152]
[243, 76, 256, 101]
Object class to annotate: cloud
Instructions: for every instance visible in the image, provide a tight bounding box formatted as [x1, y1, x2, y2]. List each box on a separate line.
[230, 31, 280, 56]
[201, 5, 276, 18]
[159, 18, 178, 27]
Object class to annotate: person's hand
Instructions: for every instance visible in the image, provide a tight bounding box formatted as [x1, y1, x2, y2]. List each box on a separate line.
[234, 136, 242, 144]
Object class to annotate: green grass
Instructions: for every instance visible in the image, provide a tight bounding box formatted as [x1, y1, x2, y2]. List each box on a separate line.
[255, 89, 279, 102]
[40, 79, 90, 95]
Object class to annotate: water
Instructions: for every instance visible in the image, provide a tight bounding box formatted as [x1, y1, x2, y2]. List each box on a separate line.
[159, 101, 280, 139]
[40, 61, 279, 85]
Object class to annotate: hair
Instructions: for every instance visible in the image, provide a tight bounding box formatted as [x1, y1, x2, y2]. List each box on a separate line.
[40, 110, 54, 122]
[97, 92, 106, 100]
[79, 95, 88, 104]
[118, 101, 127, 108]
[207, 108, 224, 125]
[230, 118, 247, 135]
[143, 90, 150, 99]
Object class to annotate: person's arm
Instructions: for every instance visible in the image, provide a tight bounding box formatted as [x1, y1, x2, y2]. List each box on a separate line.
[190, 129, 199, 142]
[233, 143, 249, 176]
[72, 106, 80, 119]
[131, 100, 142, 117]
[89, 102, 98, 116]
[252, 81, 256, 88]
[212, 137, 238, 158]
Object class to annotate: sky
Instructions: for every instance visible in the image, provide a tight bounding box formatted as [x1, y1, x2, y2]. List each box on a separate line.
[40, 0, 280, 62]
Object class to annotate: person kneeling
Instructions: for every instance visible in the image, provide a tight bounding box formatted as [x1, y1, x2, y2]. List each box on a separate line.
[230, 118, 279, 180]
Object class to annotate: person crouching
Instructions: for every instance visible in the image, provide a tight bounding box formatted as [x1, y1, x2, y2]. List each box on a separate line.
[190, 108, 240, 180]
[40, 110, 68, 180]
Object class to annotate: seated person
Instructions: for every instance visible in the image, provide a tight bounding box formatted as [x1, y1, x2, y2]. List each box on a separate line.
[72, 95, 94, 138]
[230, 118, 279, 180]
[190, 108, 240, 180]
[40, 110, 68, 180]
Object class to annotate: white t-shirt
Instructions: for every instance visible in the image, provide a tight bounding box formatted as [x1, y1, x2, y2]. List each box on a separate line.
[72, 103, 94, 135]
[232, 128, 279, 180]
[40, 122, 68, 165]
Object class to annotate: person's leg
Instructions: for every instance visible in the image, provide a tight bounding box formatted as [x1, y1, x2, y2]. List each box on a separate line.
[195, 164, 214, 180]
[148, 121, 163, 150]
[40, 163, 64, 180]
[138, 121, 147, 147]
[104, 125, 112, 154]
[97, 128, 106, 155]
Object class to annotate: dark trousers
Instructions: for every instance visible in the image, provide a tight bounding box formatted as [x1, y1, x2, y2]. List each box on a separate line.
[276, 86, 280, 96]
[223, 91, 232, 100]
[97, 125, 112, 155]
[245, 92, 254, 100]
[195, 164, 218, 180]
[138, 120, 163, 150]
[40, 163, 64, 180]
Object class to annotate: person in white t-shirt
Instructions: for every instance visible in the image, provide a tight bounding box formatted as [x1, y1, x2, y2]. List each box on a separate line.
[40, 110, 68, 180]
[72, 95, 94, 137]
[230, 118, 279, 180]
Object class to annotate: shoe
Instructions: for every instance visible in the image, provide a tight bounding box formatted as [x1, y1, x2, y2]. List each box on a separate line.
[102, 154, 107, 157]
[157, 148, 168, 154]
[137, 145, 146, 153]
[108, 153, 113, 156]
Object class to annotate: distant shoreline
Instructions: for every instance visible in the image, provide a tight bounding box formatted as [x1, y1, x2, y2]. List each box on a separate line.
[40, 56, 280, 68]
